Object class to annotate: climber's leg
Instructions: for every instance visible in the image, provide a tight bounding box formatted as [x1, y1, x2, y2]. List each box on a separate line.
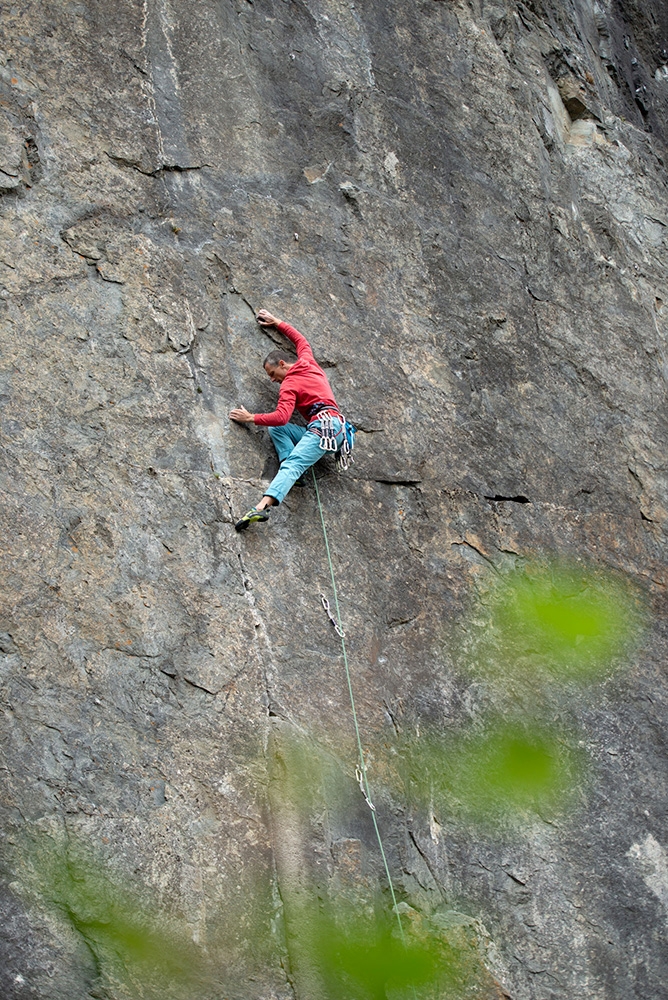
[267, 422, 306, 462]
[263, 417, 344, 504]
[235, 419, 343, 530]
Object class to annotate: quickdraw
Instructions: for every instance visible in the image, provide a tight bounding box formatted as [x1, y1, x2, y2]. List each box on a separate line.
[320, 593, 345, 638]
[309, 407, 355, 471]
[316, 411, 341, 453]
[356, 765, 376, 811]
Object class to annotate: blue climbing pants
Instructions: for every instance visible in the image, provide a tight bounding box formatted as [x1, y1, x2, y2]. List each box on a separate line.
[265, 418, 344, 503]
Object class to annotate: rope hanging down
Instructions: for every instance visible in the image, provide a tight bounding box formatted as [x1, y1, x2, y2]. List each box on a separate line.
[312, 469, 406, 945]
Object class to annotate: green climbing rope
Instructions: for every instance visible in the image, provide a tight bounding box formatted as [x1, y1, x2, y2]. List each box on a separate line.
[312, 469, 406, 945]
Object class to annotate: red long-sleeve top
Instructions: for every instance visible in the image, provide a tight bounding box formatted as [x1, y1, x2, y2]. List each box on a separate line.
[253, 321, 340, 427]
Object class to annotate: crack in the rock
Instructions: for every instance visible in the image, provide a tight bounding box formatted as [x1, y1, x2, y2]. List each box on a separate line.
[181, 676, 217, 696]
[153, 162, 213, 175]
[484, 494, 531, 504]
[63, 903, 103, 983]
[235, 548, 284, 718]
[105, 152, 212, 176]
[375, 477, 422, 486]
[408, 828, 445, 899]
[184, 296, 280, 718]
[388, 614, 418, 629]
[382, 698, 401, 736]
[181, 276, 332, 997]
[99, 646, 161, 660]
[451, 540, 501, 573]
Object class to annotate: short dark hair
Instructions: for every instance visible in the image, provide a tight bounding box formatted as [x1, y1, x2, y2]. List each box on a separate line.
[264, 350, 294, 368]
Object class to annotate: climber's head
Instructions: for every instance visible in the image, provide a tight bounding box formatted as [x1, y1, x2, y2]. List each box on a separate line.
[264, 350, 295, 383]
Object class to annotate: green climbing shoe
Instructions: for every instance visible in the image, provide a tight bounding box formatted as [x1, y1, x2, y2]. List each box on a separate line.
[235, 507, 270, 532]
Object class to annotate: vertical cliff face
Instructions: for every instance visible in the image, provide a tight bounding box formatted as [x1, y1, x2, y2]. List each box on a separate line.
[1, 1, 667, 998]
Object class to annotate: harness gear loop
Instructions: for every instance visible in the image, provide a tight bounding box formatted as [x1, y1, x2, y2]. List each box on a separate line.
[320, 593, 346, 638]
[356, 765, 376, 811]
[308, 404, 356, 471]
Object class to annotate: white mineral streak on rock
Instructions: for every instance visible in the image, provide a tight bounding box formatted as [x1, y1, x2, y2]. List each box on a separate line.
[348, 0, 376, 88]
[628, 834, 668, 914]
[142, 0, 192, 167]
[140, 0, 166, 164]
[157, 0, 181, 97]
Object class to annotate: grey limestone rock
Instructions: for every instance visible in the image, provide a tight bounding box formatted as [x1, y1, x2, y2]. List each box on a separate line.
[1, 1, 667, 998]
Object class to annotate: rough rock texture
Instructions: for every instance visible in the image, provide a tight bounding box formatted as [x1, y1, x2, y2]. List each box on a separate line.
[1, 0, 668, 998]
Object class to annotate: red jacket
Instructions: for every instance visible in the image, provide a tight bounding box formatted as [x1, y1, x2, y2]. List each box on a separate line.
[253, 322, 340, 427]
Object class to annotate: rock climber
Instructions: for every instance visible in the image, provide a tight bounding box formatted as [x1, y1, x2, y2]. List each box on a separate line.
[229, 309, 352, 531]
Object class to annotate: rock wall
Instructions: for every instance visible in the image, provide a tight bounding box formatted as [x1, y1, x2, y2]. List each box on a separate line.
[1, 1, 667, 998]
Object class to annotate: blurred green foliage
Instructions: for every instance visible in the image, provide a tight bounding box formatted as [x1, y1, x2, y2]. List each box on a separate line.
[397, 719, 583, 825]
[22, 835, 208, 998]
[22, 830, 477, 1000]
[13, 557, 645, 993]
[478, 562, 644, 682]
[308, 905, 469, 1000]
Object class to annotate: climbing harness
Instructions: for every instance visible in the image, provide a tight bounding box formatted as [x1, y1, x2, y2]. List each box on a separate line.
[312, 469, 406, 945]
[320, 593, 345, 638]
[308, 404, 356, 471]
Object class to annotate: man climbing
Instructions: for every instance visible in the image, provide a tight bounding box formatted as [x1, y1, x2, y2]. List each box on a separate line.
[229, 309, 351, 531]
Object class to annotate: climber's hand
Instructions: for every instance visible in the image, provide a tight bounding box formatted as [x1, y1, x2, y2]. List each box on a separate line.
[257, 309, 279, 327]
[230, 407, 254, 423]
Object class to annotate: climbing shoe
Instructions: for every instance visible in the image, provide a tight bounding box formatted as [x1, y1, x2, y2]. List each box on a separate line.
[234, 507, 270, 532]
